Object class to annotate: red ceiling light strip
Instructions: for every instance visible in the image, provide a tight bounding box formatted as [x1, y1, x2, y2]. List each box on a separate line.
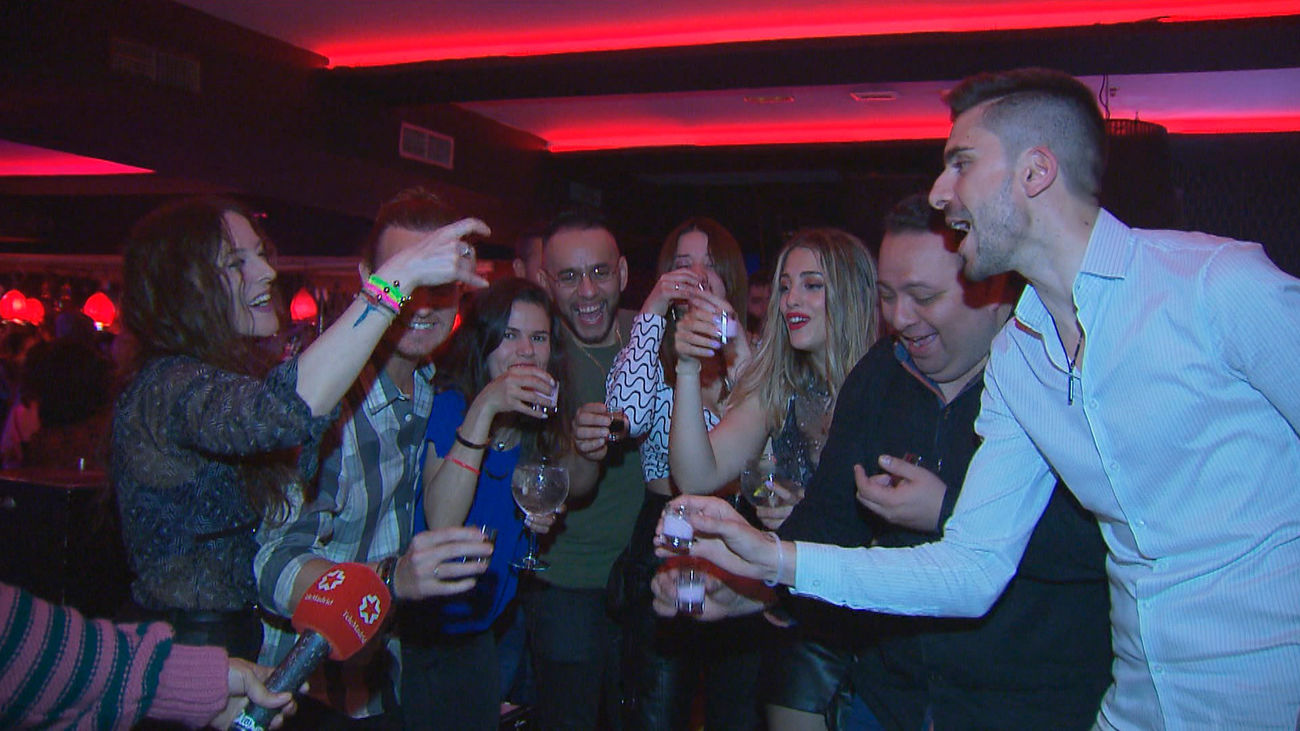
[544, 113, 1300, 152]
[545, 117, 953, 152]
[0, 142, 153, 177]
[322, 1, 1300, 66]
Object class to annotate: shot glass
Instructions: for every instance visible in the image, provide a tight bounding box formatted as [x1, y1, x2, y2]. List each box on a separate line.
[531, 381, 559, 416]
[888, 453, 924, 487]
[607, 410, 629, 443]
[716, 311, 739, 346]
[662, 503, 695, 551]
[675, 563, 706, 616]
[460, 524, 497, 563]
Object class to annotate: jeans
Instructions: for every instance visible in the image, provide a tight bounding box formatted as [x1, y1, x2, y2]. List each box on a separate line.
[522, 580, 624, 730]
[401, 629, 500, 731]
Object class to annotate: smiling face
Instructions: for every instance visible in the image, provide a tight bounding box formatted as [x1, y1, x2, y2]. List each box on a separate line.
[878, 228, 1010, 400]
[219, 211, 279, 337]
[777, 247, 828, 356]
[486, 300, 553, 380]
[375, 225, 461, 361]
[541, 226, 627, 345]
[929, 102, 1030, 282]
[671, 230, 726, 295]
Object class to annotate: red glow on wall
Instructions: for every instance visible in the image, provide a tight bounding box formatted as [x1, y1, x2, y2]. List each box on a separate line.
[0, 141, 153, 177]
[322, 1, 1300, 66]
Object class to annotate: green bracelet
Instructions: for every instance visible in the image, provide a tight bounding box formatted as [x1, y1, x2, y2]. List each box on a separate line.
[367, 274, 409, 308]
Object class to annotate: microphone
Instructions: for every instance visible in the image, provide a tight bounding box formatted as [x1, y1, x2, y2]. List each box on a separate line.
[229, 563, 392, 731]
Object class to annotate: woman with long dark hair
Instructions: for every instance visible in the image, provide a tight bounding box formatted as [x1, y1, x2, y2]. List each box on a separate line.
[407, 277, 593, 729]
[112, 196, 486, 659]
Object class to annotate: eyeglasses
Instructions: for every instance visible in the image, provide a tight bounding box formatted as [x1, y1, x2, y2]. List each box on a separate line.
[546, 264, 615, 290]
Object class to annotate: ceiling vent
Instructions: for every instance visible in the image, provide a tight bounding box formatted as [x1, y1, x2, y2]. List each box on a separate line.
[109, 37, 201, 93]
[399, 123, 454, 170]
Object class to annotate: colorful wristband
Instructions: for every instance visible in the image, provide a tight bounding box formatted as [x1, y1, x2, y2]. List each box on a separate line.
[366, 274, 409, 309]
[447, 456, 481, 476]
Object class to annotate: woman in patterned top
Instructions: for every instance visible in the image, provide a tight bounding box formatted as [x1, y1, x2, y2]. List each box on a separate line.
[605, 217, 757, 730]
[668, 227, 880, 731]
[111, 196, 487, 659]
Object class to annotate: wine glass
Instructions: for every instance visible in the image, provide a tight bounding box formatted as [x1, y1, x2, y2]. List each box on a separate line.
[511, 462, 569, 571]
[739, 455, 805, 508]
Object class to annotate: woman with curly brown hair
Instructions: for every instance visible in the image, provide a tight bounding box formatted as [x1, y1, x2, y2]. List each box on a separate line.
[111, 195, 486, 659]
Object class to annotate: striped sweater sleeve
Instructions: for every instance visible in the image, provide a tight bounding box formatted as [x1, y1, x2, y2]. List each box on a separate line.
[0, 583, 228, 729]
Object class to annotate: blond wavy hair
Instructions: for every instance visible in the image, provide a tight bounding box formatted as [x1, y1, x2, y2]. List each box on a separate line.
[728, 227, 879, 431]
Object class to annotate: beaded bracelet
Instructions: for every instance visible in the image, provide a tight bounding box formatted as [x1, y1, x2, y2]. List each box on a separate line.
[360, 279, 402, 314]
[366, 274, 409, 310]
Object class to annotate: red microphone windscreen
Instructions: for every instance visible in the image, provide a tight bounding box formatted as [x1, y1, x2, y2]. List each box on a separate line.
[292, 563, 393, 661]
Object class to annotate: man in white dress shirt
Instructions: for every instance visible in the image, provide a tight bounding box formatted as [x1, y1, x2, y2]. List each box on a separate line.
[655, 67, 1300, 730]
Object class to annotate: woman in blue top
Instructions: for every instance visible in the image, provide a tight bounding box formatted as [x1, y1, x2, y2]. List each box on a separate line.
[411, 277, 591, 729]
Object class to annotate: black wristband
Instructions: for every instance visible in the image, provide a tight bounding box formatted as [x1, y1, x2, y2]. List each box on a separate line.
[455, 429, 488, 450]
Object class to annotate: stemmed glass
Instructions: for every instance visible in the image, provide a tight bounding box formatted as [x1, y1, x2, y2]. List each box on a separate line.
[510, 462, 569, 572]
[739, 454, 805, 508]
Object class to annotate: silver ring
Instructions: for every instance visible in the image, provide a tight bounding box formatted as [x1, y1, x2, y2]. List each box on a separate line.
[673, 283, 680, 291]
[460, 245, 473, 259]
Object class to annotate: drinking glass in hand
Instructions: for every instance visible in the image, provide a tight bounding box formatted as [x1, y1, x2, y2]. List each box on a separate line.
[676, 562, 706, 616]
[739, 455, 805, 508]
[511, 463, 569, 571]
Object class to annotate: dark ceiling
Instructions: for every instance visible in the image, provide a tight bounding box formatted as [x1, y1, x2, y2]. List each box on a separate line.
[2, 1, 1299, 268]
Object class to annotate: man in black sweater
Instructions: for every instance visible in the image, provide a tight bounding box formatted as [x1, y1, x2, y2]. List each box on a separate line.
[663, 194, 1113, 729]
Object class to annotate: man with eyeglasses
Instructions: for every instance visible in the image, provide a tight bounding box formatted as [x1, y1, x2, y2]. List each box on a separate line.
[526, 208, 643, 730]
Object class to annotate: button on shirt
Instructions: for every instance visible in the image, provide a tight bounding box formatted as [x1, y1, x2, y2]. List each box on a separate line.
[794, 210, 1300, 729]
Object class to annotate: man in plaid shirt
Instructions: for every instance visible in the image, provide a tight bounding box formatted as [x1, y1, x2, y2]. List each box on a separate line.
[256, 190, 492, 726]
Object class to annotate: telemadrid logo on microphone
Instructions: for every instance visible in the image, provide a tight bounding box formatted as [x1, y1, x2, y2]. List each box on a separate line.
[309, 565, 385, 634]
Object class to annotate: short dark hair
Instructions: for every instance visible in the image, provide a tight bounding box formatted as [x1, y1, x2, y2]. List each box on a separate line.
[883, 193, 949, 236]
[944, 67, 1106, 201]
[360, 187, 459, 270]
[542, 207, 615, 248]
[514, 227, 545, 260]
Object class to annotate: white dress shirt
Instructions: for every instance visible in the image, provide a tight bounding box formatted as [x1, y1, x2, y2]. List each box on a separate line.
[795, 210, 1300, 729]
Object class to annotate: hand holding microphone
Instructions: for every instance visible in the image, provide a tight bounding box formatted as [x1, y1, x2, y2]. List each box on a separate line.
[228, 563, 392, 731]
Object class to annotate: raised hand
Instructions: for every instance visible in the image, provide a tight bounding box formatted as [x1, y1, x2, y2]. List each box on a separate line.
[374, 217, 491, 292]
[476, 364, 558, 421]
[643, 268, 705, 318]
